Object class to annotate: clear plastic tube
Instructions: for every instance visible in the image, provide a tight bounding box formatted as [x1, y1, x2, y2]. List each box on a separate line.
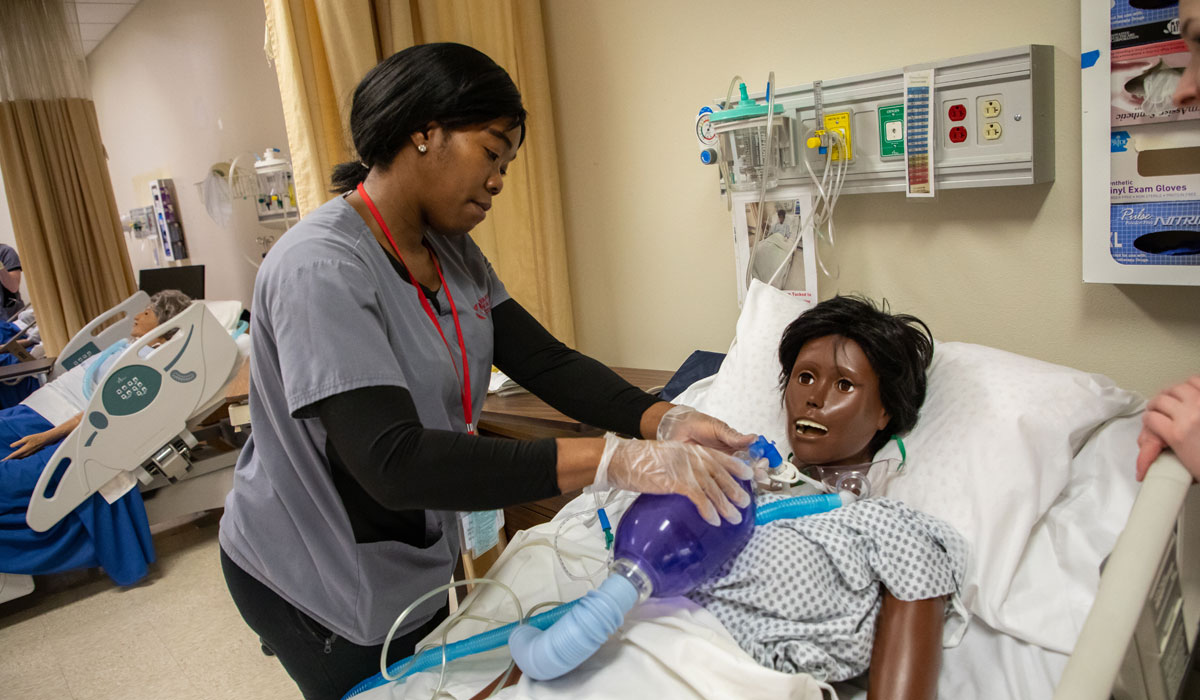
[744, 72, 779, 291]
[341, 590, 581, 699]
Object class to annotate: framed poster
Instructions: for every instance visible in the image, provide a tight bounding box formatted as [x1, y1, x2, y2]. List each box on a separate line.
[731, 188, 818, 306]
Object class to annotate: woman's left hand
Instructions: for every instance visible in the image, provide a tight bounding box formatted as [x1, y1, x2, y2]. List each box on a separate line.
[656, 404, 755, 454]
[5, 431, 55, 461]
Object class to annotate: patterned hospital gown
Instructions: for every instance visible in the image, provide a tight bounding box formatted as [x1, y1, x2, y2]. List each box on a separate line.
[688, 496, 967, 681]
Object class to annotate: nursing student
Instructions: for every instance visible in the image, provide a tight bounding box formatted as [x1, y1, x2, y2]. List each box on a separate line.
[218, 43, 755, 700]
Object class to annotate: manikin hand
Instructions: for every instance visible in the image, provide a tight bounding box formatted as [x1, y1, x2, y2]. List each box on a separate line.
[656, 404, 756, 455]
[593, 432, 753, 526]
[1136, 376, 1200, 482]
[6, 430, 54, 461]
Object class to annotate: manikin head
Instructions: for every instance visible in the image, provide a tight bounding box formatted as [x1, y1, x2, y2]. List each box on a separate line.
[131, 290, 192, 340]
[777, 296, 933, 468]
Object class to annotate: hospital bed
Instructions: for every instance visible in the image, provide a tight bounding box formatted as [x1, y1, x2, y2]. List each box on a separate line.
[344, 282, 1198, 700]
[1, 299, 250, 604]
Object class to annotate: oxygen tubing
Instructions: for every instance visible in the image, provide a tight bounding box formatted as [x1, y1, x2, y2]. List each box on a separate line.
[341, 599, 581, 699]
[507, 573, 640, 681]
[755, 491, 855, 525]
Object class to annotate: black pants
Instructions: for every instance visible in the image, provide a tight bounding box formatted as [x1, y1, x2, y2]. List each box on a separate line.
[221, 547, 449, 700]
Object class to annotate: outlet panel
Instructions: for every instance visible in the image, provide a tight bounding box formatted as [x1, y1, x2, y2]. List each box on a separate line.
[823, 111, 853, 161]
[708, 45, 1054, 194]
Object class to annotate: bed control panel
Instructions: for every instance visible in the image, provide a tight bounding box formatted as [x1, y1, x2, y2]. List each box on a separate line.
[1113, 529, 1196, 700]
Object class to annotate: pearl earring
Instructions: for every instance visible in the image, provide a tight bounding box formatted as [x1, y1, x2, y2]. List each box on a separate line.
[417, 144, 427, 154]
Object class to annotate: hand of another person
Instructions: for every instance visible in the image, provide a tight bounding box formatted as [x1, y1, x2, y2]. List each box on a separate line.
[593, 432, 754, 526]
[5, 430, 54, 461]
[656, 404, 756, 454]
[1137, 376, 1200, 482]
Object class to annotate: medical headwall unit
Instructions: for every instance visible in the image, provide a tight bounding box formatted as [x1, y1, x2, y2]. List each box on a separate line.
[699, 45, 1054, 196]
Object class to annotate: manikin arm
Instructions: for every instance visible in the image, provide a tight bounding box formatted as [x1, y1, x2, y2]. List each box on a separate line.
[868, 591, 945, 700]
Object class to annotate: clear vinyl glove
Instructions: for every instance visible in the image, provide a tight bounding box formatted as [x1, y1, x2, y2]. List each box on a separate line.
[750, 457, 782, 493]
[593, 432, 754, 526]
[655, 404, 756, 455]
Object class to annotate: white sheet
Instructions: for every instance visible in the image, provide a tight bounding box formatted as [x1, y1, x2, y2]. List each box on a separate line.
[355, 492, 826, 700]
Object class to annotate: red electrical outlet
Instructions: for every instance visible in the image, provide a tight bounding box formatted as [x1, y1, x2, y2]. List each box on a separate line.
[949, 126, 968, 143]
[947, 104, 967, 122]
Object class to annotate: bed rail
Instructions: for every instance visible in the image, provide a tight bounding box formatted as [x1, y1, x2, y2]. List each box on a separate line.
[1053, 452, 1194, 700]
[25, 302, 236, 532]
[54, 291, 150, 377]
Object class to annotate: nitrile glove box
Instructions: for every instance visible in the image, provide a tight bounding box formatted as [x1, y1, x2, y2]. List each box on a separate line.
[1110, 124, 1200, 204]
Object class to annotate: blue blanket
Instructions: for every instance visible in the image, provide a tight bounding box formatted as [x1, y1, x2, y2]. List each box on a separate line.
[0, 321, 38, 409]
[0, 405, 155, 585]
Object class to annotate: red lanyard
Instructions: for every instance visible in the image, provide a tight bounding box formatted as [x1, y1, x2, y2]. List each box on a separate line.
[357, 183, 474, 434]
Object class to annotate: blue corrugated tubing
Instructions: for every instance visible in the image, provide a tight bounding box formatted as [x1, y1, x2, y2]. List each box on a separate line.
[755, 492, 847, 525]
[508, 574, 639, 681]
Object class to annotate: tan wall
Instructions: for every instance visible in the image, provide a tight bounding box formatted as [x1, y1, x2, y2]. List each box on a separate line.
[541, 0, 1200, 398]
[88, 0, 289, 308]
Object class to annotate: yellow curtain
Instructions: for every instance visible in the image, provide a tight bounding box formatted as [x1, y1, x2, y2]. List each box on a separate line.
[263, 0, 575, 344]
[0, 1, 137, 355]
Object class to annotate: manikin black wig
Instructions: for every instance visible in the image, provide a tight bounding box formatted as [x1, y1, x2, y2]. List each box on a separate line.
[777, 295, 934, 453]
[330, 43, 527, 192]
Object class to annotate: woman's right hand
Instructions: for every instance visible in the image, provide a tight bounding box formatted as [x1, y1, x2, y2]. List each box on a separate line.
[593, 433, 754, 526]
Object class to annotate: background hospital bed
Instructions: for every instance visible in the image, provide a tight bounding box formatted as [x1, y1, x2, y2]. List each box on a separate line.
[0, 301, 250, 603]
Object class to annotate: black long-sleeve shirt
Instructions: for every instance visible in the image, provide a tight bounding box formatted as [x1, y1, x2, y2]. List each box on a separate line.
[303, 265, 660, 547]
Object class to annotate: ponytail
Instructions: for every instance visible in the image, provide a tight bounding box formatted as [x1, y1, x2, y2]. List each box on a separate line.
[330, 160, 370, 194]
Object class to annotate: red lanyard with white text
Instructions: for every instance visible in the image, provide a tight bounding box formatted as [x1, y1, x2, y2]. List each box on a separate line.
[357, 183, 474, 435]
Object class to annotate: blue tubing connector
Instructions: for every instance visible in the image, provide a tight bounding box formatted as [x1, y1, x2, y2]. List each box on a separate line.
[755, 492, 851, 526]
[341, 599, 582, 699]
[508, 574, 640, 681]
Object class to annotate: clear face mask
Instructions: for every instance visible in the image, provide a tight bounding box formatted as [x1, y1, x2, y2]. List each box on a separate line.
[800, 457, 902, 499]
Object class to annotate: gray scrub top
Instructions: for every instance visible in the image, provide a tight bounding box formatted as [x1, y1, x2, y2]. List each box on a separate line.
[219, 195, 509, 645]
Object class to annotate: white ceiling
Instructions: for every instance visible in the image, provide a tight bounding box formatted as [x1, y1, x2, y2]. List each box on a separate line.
[72, 0, 141, 56]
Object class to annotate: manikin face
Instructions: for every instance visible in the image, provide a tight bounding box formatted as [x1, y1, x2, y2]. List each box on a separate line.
[1177, 0, 1200, 108]
[784, 335, 890, 467]
[416, 117, 522, 235]
[130, 306, 158, 339]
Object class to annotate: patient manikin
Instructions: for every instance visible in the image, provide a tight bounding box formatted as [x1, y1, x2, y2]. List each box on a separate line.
[687, 296, 965, 700]
[474, 297, 963, 700]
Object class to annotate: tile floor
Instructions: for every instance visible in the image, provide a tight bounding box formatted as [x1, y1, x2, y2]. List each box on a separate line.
[0, 512, 302, 700]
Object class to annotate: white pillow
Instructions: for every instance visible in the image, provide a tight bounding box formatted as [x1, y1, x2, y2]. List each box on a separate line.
[677, 285, 1145, 648]
[872, 342, 1143, 646]
[684, 280, 812, 454]
[197, 299, 244, 333]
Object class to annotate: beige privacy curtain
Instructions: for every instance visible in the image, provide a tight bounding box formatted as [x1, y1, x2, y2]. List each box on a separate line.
[0, 0, 136, 355]
[264, 0, 575, 344]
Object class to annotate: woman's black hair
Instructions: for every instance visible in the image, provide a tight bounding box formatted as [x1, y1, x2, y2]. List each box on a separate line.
[777, 295, 934, 454]
[330, 42, 527, 192]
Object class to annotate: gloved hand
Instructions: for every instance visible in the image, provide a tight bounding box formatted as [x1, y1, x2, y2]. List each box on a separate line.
[750, 457, 782, 493]
[656, 404, 756, 455]
[593, 432, 754, 526]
